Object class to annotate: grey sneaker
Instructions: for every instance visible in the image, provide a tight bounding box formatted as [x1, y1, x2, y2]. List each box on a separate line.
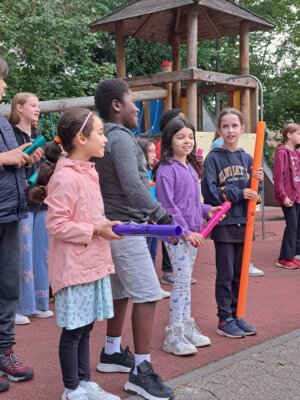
[160, 272, 175, 285]
[124, 361, 174, 400]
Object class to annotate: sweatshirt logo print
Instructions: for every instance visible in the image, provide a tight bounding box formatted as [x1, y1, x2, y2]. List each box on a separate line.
[218, 165, 249, 184]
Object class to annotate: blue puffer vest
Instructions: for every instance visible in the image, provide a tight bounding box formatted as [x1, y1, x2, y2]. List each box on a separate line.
[0, 115, 27, 223]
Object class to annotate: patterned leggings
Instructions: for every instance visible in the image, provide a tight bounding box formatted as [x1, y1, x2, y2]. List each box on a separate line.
[166, 239, 197, 326]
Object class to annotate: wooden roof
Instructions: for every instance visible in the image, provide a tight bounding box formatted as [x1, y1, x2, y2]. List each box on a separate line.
[90, 0, 275, 44]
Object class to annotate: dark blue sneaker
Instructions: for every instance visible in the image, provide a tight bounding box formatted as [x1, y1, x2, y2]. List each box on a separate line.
[217, 317, 245, 338]
[124, 360, 174, 400]
[0, 376, 9, 392]
[97, 346, 134, 373]
[235, 318, 257, 336]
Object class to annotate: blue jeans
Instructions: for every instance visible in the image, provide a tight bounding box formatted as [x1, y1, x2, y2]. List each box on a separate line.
[17, 211, 49, 314]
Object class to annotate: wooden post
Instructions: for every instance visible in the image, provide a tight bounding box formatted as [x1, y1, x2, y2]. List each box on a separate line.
[115, 21, 126, 78]
[160, 61, 172, 112]
[240, 21, 250, 131]
[186, 4, 198, 129]
[171, 35, 181, 109]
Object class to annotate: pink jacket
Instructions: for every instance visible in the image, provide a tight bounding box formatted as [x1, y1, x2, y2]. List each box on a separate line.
[45, 157, 114, 295]
[273, 145, 300, 204]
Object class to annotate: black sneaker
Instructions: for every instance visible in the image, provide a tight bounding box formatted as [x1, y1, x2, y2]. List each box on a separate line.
[124, 360, 174, 400]
[235, 317, 257, 336]
[97, 346, 134, 373]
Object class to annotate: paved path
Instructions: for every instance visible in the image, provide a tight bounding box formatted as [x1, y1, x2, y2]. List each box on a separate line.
[157, 329, 300, 400]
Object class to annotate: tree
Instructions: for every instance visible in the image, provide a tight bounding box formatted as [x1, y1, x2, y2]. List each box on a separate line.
[0, 0, 129, 101]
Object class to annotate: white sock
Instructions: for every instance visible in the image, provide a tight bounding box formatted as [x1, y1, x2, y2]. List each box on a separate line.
[79, 380, 88, 388]
[104, 336, 121, 355]
[133, 353, 151, 375]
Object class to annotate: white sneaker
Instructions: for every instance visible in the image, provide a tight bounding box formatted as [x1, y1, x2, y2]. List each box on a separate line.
[80, 381, 121, 400]
[61, 386, 88, 400]
[161, 288, 171, 299]
[29, 310, 54, 318]
[15, 314, 30, 325]
[184, 318, 211, 347]
[163, 323, 197, 356]
[249, 263, 264, 277]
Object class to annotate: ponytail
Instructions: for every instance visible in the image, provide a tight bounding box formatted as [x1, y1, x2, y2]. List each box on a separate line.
[29, 140, 62, 202]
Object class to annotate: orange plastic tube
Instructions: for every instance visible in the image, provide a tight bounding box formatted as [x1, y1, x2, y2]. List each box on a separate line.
[236, 121, 266, 317]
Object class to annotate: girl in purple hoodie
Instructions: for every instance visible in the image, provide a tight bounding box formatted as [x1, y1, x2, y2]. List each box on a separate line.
[153, 118, 218, 357]
[274, 123, 300, 270]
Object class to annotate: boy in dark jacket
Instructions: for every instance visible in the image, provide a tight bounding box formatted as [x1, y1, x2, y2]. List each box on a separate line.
[0, 56, 34, 392]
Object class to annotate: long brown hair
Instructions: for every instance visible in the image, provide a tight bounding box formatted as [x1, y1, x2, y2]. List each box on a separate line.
[9, 92, 39, 128]
[280, 123, 300, 145]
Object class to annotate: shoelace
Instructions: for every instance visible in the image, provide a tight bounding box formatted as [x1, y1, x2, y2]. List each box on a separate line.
[3, 352, 23, 369]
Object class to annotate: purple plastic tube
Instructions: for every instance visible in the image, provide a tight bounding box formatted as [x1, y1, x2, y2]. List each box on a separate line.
[112, 224, 182, 238]
[199, 201, 231, 238]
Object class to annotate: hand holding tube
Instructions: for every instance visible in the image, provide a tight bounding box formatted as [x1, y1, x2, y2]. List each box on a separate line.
[199, 201, 231, 238]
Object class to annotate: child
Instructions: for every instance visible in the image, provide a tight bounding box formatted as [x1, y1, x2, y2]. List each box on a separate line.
[202, 108, 263, 339]
[154, 117, 215, 356]
[9, 92, 53, 325]
[273, 123, 300, 269]
[31, 108, 122, 400]
[94, 78, 174, 400]
[210, 131, 264, 278]
[138, 138, 171, 299]
[0, 56, 34, 393]
[137, 138, 158, 263]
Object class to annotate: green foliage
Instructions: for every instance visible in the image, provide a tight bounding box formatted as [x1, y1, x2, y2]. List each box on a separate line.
[0, 0, 298, 133]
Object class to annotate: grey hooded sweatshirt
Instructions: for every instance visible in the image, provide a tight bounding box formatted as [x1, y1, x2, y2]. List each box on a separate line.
[94, 123, 169, 223]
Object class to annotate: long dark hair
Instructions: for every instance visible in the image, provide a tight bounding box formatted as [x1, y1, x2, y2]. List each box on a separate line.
[137, 138, 154, 169]
[30, 108, 95, 202]
[152, 118, 199, 180]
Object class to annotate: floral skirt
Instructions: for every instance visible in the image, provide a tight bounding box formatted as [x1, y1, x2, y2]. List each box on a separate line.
[55, 276, 114, 330]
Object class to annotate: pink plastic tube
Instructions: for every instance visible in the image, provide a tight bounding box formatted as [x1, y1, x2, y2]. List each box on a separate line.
[199, 201, 231, 238]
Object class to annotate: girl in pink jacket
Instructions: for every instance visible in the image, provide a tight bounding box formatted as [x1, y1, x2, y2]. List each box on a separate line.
[273, 123, 300, 270]
[30, 109, 122, 400]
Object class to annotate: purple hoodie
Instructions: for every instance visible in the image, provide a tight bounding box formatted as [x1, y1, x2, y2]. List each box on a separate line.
[273, 145, 300, 204]
[155, 159, 211, 236]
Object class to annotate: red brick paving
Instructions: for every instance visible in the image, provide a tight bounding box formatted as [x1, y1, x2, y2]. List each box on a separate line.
[3, 208, 300, 400]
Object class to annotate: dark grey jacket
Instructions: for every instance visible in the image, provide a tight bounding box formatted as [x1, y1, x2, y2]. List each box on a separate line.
[94, 123, 168, 223]
[0, 115, 27, 223]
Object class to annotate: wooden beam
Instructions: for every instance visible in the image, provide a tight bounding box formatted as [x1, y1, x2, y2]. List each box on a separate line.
[133, 13, 155, 37]
[199, 6, 222, 38]
[0, 89, 168, 118]
[173, 8, 181, 35]
[186, 4, 199, 128]
[240, 20, 250, 132]
[193, 69, 257, 88]
[125, 68, 257, 88]
[198, 84, 236, 95]
[115, 21, 126, 78]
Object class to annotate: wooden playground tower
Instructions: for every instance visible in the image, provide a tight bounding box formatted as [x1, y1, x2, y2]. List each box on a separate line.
[91, 0, 274, 132]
